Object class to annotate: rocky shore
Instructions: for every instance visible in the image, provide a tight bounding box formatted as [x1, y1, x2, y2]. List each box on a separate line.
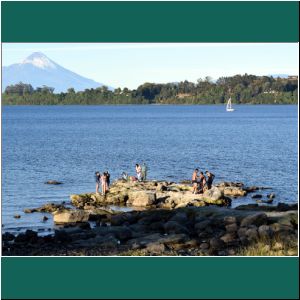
[2, 180, 298, 256]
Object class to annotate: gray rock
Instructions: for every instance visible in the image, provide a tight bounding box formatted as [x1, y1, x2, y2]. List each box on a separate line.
[220, 233, 237, 244]
[146, 243, 166, 254]
[45, 180, 62, 185]
[237, 227, 247, 239]
[128, 191, 156, 207]
[53, 210, 90, 224]
[2, 232, 15, 241]
[209, 237, 225, 250]
[225, 223, 238, 233]
[246, 228, 258, 241]
[203, 186, 223, 201]
[224, 216, 237, 225]
[240, 213, 267, 227]
[194, 220, 211, 232]
[258, 225, 273, 239]
[200, 243, 210, 250]
[163, 221, 189, 234]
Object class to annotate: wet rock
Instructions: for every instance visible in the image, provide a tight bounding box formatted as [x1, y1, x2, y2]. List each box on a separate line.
[194, 220, 212, 233]
[53, 210, 90, 224]
[15, 230, 38, 243]
[24, 208, 37, 213]
[54, 230, 72, 243]
[14, 215, 21, 219]
[2, 232, 15, 241]
[276, 203, 292, 212]
[97, 235, 120, 248]
[240, 213, 267, 227]
[256, 199, 273, 204]
[78, 222, 91, 230]
[42, 216, 49, 222]
[251, 194, 263, 199]
[245, 186, 259, 193]
[164, 221, 189, 234]
[235, 204, 260, 211]
[45, 180, 62, 185]
[169, 212, 189, 224]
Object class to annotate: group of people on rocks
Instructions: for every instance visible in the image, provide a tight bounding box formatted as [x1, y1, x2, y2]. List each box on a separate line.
[95, 164, 215, 196]
[95, 171, 110, 195]
[192, 169, 215, 194]
[121, 162, 148, 182]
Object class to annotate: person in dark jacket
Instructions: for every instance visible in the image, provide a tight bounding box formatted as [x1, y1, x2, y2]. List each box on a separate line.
[205, 171, 215, 190]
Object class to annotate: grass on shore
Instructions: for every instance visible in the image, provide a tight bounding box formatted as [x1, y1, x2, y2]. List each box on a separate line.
[237, 237, 298, 256]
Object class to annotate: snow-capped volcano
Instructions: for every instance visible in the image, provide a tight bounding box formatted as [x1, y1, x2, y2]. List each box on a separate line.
[2, 52, 110, 93]
[22, 52, 57, 69]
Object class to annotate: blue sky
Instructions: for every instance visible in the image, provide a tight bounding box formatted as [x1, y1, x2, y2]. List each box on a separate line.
[2, 43, 298, 89]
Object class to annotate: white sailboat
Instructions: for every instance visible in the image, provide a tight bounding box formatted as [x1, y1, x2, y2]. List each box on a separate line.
[226, 97, 235, 112]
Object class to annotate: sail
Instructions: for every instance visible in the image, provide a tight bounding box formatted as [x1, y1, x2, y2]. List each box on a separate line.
[226, 97, 232, 109]
[226, 97, 234, 111]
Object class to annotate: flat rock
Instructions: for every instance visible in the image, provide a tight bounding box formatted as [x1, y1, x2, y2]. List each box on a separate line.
[53, 210, 90, 224]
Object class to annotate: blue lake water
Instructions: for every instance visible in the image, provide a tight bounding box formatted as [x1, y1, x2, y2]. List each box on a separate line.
[1, 105, 298, 233]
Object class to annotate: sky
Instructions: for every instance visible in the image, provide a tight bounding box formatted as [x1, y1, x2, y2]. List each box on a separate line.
[2, 43, 299, 89]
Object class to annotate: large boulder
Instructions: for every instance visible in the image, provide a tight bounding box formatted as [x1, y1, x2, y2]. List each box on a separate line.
[53, 210, 90, 224]
[203, 186, 223, 201]
[127, 191, 156, 207]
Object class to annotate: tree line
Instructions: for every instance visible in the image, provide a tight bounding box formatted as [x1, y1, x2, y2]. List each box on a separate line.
[2, 74, 298, 105]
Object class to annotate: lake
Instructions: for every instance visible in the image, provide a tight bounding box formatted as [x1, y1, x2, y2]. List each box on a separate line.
[1, 105, 298, 233]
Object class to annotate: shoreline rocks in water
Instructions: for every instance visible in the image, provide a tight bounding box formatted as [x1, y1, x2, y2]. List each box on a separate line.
[70, 180, 232, 210]
[4, 179, 297, 256]
[3, 202, 297, 256]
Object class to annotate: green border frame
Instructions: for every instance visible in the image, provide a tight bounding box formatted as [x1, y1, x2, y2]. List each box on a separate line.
[1, 1, 299, 42]
[1, 1, 299, 299]
[2, 257, 299, 299]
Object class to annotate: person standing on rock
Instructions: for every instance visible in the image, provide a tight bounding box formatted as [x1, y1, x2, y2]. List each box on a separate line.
[141, 162, 148, 181]
[205, 171, 215, 190]
[192, 168, 199, 194]
[136, 164, 142, 181]
[105, 171, 111, 191]
[198, 172, 206, 194]
[95, 172, 101, 194]
[101, 172, 108, 195]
